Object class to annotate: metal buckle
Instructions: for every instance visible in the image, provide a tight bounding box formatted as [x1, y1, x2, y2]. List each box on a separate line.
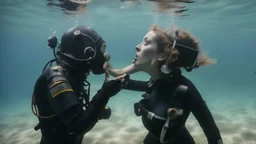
[142, 93, 150, 99]
[147, 111, 155, 120]
[148, 79, 153, 87]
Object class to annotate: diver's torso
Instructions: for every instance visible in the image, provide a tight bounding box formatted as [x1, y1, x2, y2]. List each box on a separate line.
[34, 67, 87, 142]
[140, 77, 191, 140]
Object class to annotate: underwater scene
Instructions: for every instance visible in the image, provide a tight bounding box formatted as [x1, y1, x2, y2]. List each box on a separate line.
[0, 0, 256, 144]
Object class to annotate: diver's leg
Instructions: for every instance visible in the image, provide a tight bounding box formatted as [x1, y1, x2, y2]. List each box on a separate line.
[71, 134, 84, 144]
[40, 136, 48, 144]
[77, 135, 84, 144]
[39, 138, 45, 144]
[173, 128, 195, 144]
[143, 133, 159, 144]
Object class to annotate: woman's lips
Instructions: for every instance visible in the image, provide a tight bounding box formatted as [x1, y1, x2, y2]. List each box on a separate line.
[133, 54, 138, 63]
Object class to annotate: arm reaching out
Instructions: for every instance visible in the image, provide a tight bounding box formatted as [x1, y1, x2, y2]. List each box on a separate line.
[107, 63, 139, 77]
[104, 53, 140, 77]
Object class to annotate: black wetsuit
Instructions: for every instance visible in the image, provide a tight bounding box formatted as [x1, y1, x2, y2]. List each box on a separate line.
[124, 71, 223, 144]
[33, 66, 114, 144]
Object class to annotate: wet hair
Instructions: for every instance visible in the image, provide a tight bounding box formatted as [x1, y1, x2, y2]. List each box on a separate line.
[149, 24, 216, 71]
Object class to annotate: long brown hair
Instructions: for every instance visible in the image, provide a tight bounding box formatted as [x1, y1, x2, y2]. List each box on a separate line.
[149, 24, 216, 71]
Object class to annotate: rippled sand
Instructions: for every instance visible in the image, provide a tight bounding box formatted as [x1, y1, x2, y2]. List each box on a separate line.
[0, 95, 255, 144]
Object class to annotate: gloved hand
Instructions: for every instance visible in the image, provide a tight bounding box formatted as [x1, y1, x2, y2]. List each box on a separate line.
[101, 70, 129, 97]
[99, 106, 111, 120]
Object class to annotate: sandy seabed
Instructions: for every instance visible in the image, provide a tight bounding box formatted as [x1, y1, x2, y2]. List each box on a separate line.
[0, 92, 256, 144]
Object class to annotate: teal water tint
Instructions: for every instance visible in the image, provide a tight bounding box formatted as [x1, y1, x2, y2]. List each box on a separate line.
[0, 0, 256, 143]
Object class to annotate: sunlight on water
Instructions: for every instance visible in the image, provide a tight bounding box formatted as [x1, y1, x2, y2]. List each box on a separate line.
[0, 0, 256, 144]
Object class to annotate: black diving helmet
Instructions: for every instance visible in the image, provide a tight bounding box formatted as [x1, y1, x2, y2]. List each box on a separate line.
[47, 25, 107, 75]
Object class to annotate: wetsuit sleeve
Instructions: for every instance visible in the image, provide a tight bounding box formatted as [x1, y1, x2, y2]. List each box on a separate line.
[186, 84, 223, 144]
[123, 79, 149, 92]
[46, 67, 111, 134]
[47, 69, 80, 115]
[59, 89, 111, 134]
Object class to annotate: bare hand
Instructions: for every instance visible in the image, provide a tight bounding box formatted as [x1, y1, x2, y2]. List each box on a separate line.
[105, 70, 129, 87]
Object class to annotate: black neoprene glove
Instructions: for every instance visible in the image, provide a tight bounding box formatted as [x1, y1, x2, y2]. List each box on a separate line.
[101, 74, 130, 97]
[101, 79, 122, 97]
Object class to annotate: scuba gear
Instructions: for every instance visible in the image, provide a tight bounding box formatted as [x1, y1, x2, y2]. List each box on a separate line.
[123, 73, 223, 144]
[161, 64, 172, 74]
[101, 74, 130, 97]
[32, 25, 128, 144]
[41, 35, 59, 73]
[159, 85, 187, 144]
[36, 25, 107, 119]
[160, 107, 184, 144]
[134, 83, 188, 144]
[174, 43, 199, 71]
[62, 29, 97, 61]
[160, 41, 199, 74]
[32, 66, 116, 133]
[134, 100, 166, 120]
[43, 25, 107, 75]
[170, 30, 199, 70]
[32, 66, 82, 119]
[58, 25, 106, 74]
[48, 35, 58, 49]
[161, 29, 200, 73]
[99, 106, 111, 120]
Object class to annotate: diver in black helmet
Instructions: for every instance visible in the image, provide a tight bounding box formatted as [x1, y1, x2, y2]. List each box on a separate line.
[31, 25, 129, 144]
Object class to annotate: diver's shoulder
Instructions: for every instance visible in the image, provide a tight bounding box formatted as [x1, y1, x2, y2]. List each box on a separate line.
[43, 65, 63, 74]
[178, 75, 203, 98]
[179, 75, 197, 89]
[43, 66, 66, 80]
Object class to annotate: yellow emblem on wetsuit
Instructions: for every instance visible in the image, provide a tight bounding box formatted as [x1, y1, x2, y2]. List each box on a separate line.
[48, 66, 74, 98]
[49, 80, 74, 98]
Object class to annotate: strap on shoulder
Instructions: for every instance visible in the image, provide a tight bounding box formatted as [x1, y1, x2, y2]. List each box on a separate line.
[171, 85, 188, 101]
[45, 66, 66, 81]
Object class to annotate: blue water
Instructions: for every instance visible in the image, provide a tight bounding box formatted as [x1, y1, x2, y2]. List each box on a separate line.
[0, 0, 256, 144]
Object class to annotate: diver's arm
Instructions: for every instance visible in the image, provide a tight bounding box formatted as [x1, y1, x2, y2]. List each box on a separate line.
[49, 81, 122, 134]
[46, 67, 121, 134]
[107, 65, 148, 91]
[107, 66, 123, 77]
[58, 89, 112, 134]
[106, 61, 148, 91]
[186, 84, 223, 144]
[123, 79, 149, 92]
[107, 63, 139, 77]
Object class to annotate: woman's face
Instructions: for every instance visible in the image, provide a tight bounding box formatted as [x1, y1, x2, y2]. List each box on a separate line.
[133, 31, 162, 69]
